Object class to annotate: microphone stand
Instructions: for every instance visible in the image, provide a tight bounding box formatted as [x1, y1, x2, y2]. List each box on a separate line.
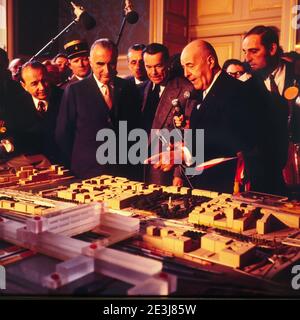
[116, 16, 127, 47]
[29, 19, 78, 62]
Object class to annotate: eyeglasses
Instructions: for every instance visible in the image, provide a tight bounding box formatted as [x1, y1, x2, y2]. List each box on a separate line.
[227, 71, 245, 78]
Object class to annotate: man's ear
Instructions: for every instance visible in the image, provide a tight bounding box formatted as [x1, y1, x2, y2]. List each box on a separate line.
[207, 55, 215, 69]
[20, 80, 26, 91]
[269, 43, 278, 57]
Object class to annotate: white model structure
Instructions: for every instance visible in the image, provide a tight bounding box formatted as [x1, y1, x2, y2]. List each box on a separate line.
[0, 200, 177, 295]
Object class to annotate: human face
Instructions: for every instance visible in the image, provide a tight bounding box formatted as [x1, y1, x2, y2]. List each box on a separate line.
[69, 55, 90, 78]
[180, 48, 214, 90]
[226, 64, 245, 79]
[21, 67, 50, 100]
[242, 34, 272, 71]
[54, 56, 69, 73]
[128, 49, 147, 81]
[143, 52, 168, 85]
[89, 46, 117, 84]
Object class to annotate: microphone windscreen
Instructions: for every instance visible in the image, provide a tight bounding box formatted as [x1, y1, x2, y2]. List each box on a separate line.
[80, 11, 96, 30]
[126, 11, 139, 24]
[184, 90, 202, 100]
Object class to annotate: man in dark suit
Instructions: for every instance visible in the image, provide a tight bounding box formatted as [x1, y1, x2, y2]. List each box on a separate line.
[18, 61, 63, 164]
[56, 38, 140, 179]
[242, 25, 296, 192]
[179, 39, 260, 193]
[148, 40, 268, 194]
[125, 44, 148, 106]
[0, 48, 21, 160]
[142, 43, 194, 186]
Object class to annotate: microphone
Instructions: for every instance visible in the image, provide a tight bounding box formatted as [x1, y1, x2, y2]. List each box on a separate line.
[124, 0, 139, 24]
[71, 1, 96, 30]
[172, 99, 186, 128]
[183, 90, 202, 100]
[79, 11, 96, 30]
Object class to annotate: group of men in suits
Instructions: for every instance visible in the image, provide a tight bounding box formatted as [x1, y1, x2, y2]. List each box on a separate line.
[1, 24, 296, 196]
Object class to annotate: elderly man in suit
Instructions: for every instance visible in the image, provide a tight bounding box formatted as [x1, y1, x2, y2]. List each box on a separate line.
[148, 40, 267, 194]
[56, 38, 139, 179]
[142, 43, 193, 186]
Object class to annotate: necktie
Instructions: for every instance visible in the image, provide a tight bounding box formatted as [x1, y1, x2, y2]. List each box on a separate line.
[37, 101, 46, 113]
[102, 84, 113, 109]
[269, 74, 280, 95]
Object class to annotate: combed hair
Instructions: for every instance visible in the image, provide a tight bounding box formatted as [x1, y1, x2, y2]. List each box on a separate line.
[128, 43, 146, 53]
[20, 60, 47, 82]
[143, 43, 169, 62]
[90, 38, 118, 57]
[244, 25, 283, 56]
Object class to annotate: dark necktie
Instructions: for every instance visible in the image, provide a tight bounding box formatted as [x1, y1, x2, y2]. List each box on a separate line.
[269, 74, 280, 95]
[143, 84, 160, 135]
[37, 101, 47, 114]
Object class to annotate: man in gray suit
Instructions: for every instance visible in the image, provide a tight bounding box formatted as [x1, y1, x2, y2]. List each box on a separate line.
[142, 43, 193, 186]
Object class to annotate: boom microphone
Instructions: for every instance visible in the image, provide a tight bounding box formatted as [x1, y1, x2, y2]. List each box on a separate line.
[79, 10, 96, 30]
[126, 10, 139, 24]
[71, 1, 96, 30]
[124, 0, 139, 24]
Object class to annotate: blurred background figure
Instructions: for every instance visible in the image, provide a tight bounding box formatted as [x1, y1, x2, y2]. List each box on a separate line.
[8, 58, 25, 82]
[126, 43, 147, 106]
[42, 60, 61, 86]
[168, 53, 184, 78]
[52, 53, 70, 85]
[126, 43, 147, 83]
[61, 39, 91, 88]
[222, 59, 246, 79]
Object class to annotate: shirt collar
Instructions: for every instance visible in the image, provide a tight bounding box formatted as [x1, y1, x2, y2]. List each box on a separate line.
[93, 74, 113, 90]
[135, 78, 145, 85]
[151, 82, 165, 97]
[32, 96, 48, 111]
[203, 70, 222, 99]
[264, 63, 286, 95]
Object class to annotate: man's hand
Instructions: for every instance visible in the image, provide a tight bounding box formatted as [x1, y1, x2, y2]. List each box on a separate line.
[144, 142, 185, 172]
[71, 1, 84, 21]
[173, 177, 183, 186]
[173, 115, 185, 128]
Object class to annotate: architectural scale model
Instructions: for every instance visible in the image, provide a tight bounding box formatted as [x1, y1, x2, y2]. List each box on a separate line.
[0, 174, 300, 294]
[0, 165, 71, 188]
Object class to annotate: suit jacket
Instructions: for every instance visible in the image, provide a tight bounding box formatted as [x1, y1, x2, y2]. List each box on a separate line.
[0, 79, 27, 160]
[283, 60, 300, 142]
[125, 76, 148, 108]
[11, 85, 64, 164]
[56, 74, 140, 179]
[189, 71, 256, 193]
[142, 76, 194, 185]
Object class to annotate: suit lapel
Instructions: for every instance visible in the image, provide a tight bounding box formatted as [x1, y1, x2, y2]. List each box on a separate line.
[142, 81, 153, 113]
[152, 79, 181, 130]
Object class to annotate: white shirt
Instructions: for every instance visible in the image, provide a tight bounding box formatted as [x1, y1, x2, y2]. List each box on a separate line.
[32, 96, 48, 112]
[135, 78, 145, 85]
[203, 70, 222, 100]
[93, 74, 114, 96]
[264, 63, 286, 96]
[152, 83, 165, 98]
